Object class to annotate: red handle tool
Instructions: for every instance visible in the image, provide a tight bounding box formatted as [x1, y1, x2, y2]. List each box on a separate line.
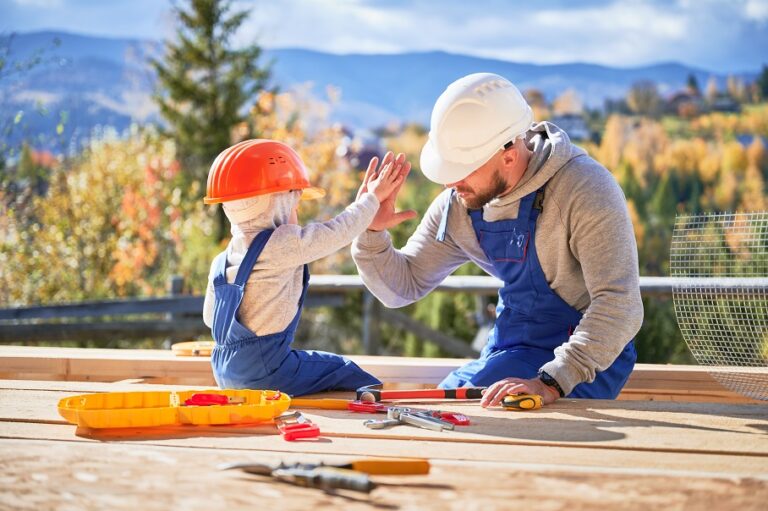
[274, 411, 320, 441]
[183, 393, 245, 406]
[347, 401, 390, 413]
[356, 386, 486, 402]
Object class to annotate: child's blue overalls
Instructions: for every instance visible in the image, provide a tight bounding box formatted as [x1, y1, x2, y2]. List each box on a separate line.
[438, 188, 636, 398]
[209, 229, 381, 396]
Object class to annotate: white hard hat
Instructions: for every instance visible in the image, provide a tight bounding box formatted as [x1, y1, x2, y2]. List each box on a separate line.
[420, 73, 533, 185]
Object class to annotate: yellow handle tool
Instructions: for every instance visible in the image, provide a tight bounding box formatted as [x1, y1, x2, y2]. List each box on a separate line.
[290, 398, 351, 410]
[221, 457, 430, 476]
[502, 394, 542, 411]
[347, 458, 430, 475]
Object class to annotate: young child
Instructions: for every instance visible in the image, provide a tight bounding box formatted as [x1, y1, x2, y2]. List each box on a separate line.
[202, 139, 405, 396]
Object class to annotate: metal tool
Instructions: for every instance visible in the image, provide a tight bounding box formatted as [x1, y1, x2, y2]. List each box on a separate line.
[274, 411, 320, 440]
[271, 467, 375, 493]
[389, 407, 455, 431]
[350, 400, 470, 426]
[502, 394, 543, 411]
[221, 457, 430, 476]
[364, 406, 455, 432]
[220, 458, 431, 493]
[356, 385, 486, 402]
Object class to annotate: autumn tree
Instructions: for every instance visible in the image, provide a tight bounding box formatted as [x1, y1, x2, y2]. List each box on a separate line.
[552, 88, 583, 116]
[524, 88, 550, 120]
[627, 81, 662, 118]
[705, 76, 719, 103]
[0, 129, 216, 306]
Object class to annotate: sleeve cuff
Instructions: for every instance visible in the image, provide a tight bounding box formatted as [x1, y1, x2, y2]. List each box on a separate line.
[539, 358, 584, 397]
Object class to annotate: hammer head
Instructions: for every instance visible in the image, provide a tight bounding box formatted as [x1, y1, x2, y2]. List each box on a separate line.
[356, 384, 382, 402]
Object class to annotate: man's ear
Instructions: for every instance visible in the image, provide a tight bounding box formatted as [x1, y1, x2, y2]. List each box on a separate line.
[501, 144, 518, 168]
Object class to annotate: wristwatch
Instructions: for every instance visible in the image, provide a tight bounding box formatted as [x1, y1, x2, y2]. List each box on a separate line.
[538, 370, 565, 398]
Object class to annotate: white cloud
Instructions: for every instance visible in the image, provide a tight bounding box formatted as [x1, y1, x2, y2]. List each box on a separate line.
[745, 0, 768, 22]
[4, 0, 766, 72]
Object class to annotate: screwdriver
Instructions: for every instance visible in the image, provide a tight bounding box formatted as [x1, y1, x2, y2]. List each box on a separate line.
[221, 458, 430, 476]
[502, 393, 542, 410]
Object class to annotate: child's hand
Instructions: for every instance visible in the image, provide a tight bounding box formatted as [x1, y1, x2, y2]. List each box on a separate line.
[366, 160, 403, 203]
[357, 152, 416, 231]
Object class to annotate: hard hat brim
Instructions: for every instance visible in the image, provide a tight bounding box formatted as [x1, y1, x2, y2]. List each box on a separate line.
[420, 138, 479, 185]
[300, 187, 326, 201]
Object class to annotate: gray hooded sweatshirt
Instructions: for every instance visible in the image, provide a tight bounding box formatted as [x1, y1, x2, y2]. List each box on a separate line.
[203, 191, 379, 336]
[351, 122, 643, 395]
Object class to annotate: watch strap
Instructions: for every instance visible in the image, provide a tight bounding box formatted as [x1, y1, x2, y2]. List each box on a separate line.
[539, 370, 565, 398]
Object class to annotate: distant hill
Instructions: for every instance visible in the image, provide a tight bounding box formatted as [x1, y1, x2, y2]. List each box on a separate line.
[0, 30, 757, 153]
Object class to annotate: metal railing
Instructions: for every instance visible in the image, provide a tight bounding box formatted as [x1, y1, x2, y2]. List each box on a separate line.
[1, 275, 767, 356]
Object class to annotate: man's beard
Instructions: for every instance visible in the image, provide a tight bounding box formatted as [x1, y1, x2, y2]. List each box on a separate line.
[456, 170, 508, 210]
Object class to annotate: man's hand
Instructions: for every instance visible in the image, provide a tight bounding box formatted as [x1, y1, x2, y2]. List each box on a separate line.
[480, 376, 560, 408]
[357, 151, 416, 231]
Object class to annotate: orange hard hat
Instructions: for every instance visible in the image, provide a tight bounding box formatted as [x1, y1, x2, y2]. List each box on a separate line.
[204, 139, 325, 204]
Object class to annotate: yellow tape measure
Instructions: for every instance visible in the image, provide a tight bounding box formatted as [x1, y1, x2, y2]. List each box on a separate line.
[502, 394, 542, 411]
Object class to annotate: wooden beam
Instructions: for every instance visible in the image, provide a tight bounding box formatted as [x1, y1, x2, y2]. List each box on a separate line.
[0, 346, 763, 403]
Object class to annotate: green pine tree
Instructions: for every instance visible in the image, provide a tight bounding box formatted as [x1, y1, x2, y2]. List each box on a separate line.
[686, 73, 700, 96]
[151, 0, 270, 185]
[757, 64, 768, 100]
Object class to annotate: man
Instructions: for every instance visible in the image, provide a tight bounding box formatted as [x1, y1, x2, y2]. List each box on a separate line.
[352, 73, 642, 407]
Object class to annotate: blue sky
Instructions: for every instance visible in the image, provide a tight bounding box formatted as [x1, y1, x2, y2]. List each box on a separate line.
[1, 0, 767, 73]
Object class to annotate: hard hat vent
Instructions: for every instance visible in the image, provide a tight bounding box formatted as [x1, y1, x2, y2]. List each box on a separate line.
[474, 79, 511, 97]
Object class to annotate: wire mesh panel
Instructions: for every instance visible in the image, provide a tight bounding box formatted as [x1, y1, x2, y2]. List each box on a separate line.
[671, 212, 768, 400]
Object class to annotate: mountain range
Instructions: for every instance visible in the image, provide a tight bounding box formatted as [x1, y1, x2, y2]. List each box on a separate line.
[0, 30, 758, 153]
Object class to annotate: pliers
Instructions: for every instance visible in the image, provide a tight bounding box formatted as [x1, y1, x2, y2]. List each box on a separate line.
[363, 406, 467, 432]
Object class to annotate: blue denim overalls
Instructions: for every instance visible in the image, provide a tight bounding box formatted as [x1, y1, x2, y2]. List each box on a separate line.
[209, 229, 381, 396]
[438, 188, 636, 398]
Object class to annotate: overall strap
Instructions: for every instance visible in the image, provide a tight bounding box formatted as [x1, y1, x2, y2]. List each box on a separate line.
[436, 189, 455, 242]
[212, 251, 229, 286]
[529, 188, 545, 223]
[233, 229, 274, 287]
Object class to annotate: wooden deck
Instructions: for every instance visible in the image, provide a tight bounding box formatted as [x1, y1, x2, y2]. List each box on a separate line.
[1, 347, 767, 509]
[0, 345, 762, 403]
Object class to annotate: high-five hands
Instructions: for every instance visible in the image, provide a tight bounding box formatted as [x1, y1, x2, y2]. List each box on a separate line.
[357, 151, 417, 231]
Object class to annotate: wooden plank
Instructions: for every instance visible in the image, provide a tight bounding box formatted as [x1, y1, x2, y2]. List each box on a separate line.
[0, 346, 763, 403]
[2, 420, 767, 478]
[2, 439, 766, 510]
[3, 386, 767, 458]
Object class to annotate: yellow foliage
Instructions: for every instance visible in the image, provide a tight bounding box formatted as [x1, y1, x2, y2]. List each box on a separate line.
[654, 138, 708, 176]
[713, 169, 739, 211]
[0, 129, 216, 305]
[626, 200, 645, 248]
[740, 164, 767, 211]
[721, 141, 748, 177]
[250, 88, 357, 273]
[623, 119, 668, 185]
